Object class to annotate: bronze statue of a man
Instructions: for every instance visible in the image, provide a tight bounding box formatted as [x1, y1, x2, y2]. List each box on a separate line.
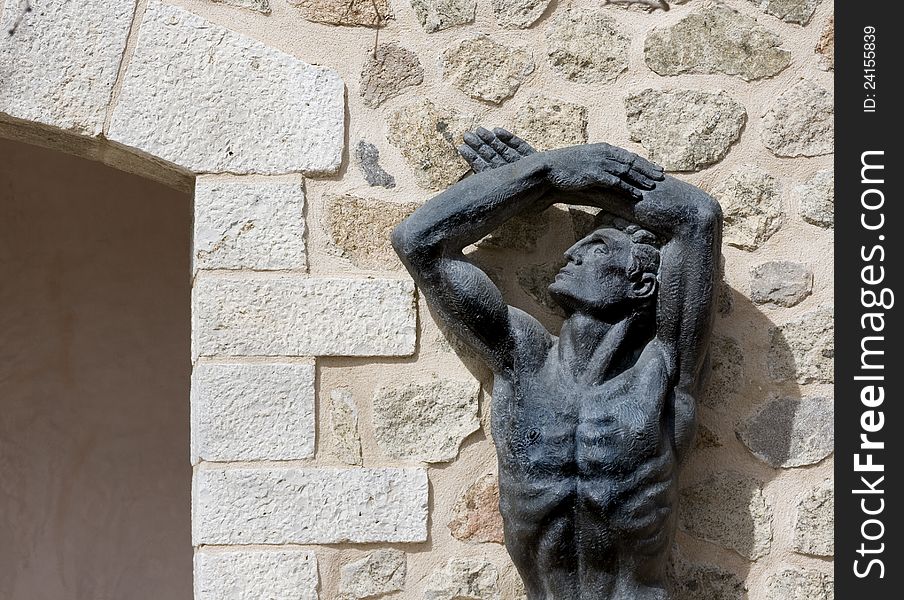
[392, 128, 722, 600]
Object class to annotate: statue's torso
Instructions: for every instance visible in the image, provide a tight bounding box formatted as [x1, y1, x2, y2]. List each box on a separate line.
[491, 339, 678, 568]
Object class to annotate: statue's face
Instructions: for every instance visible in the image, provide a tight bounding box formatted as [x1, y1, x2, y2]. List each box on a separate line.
[548, 227, 655, 317]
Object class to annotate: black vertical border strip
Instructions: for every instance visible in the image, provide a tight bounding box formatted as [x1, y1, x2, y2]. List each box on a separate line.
[836, 1, 901, 596]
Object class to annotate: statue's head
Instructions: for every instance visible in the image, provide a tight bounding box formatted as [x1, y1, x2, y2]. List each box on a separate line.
[549, 215, 661, 319]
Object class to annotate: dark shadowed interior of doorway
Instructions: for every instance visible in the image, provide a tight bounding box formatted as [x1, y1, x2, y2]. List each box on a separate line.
[0, 137, 192, 599]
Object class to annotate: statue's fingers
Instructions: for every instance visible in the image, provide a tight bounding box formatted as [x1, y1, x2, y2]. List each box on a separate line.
[602, 173, 644, 201]
[487, 136, 524, 163]
[600, 158, 629, 176]
[463, 131, 485, 152]
[604, 147, 664, 183]
[492, 127, 515, 142]
[624, 167, 658, 190]
[629, 154, 665, 181]
[493, 128, 536, 156]
[600, 144, 640, 168]
[474, 127, 497, 144]
[513, 138, 537, 156]
[471, 139, 506, 167]
[486, 150, 509, 169]
[458, 144, 490, 172]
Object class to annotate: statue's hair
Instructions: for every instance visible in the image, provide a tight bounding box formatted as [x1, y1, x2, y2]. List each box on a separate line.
[593, 213, 661, 283]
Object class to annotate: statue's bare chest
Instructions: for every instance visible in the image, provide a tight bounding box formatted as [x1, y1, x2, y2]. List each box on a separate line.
[491, 351, 670, 476]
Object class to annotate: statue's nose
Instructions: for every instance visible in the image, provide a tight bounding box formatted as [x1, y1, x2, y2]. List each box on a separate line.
[564, 243, 583, 265]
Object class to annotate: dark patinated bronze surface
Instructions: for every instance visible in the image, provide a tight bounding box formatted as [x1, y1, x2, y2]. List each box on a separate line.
[393, 128, 722, 600]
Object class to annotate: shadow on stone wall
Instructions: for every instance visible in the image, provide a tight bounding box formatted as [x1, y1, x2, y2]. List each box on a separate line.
[432, 202, 831, 599]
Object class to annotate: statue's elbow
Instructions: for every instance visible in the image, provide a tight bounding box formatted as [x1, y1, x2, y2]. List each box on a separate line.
[390, 222, 410, 259]
[391, 220, 435, 271]
[694, 194, 723, 230]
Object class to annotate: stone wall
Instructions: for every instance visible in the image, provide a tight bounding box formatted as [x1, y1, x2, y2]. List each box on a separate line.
[1, 0, 833, 598]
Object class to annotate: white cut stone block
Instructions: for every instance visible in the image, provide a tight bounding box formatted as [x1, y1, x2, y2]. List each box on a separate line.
[193, 466, 429, 544]
[191, 362, 315, 463]
[192, 276, 416, 357]
[193, 177, 307, 271]
[0, 0, 137, 136]
[108, 1, 344, 175]
[194, 548, 318, 600]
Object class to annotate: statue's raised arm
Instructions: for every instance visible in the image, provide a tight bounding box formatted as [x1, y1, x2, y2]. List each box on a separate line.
[392, 128, 722, 600]
[391, 128, 663, 374]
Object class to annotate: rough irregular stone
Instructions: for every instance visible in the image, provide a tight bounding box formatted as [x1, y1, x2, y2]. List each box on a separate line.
[717, 255, 734, 316]
[816, 15, 834, 71]
[768, 305, 834, 383]
[355, 141, 396, 188]
[213, 0, 271, 13]
[513, 96, 588, 151]
[339, 549, 406, 599]
[718, 280, 734, 315]
[291, 0, 393, 26]
[645, 5, 790, 81]
[765, 568, 833, 600]
[108, 1, 344, 175]
[424, 559, 500, 600]
[546, 8, 630, 83]
[737, 396, 834, 468]
[794, 169, 834, 228]
[749, 0, 821, 25]
[387, 99, 474, 190]
[694, 424, 723, 450]
[491, 0, 551, 29]
[192, 276, 416, 357]
[191, 362, 315, 463]
[448, 474, 505, 544]
[750, 261, 813, 307]
[329, 389, 362, 466]
[441, 35, 535, 105]
[323, 196, 417, 270]
[193, 466, 428, 544]
[625, 89, 747, 171]
[569, 206, 600, 241]
[794, 480, 834, 556]
[517, 261, 567, 316]
[195, 549, 318, 600]
[608, 0, 686, 10]
[372, 379, 480, 463]
[360, 43, 424, 108]
[433, 318, 488, 371]
[679, 472, 773, 559]
[0, 0, 137, 136]
[668, 554, 747, 600]
[193, 177, 306, 271]
[506, 569, 528, 600]
[410, 0, 476, 33]
[701, 335, 743, 410]
[713, 167, 783, 251]
[761, 79, 834, 157]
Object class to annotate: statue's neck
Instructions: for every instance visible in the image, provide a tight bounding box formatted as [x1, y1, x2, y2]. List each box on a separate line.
[558, 310, 651, 384]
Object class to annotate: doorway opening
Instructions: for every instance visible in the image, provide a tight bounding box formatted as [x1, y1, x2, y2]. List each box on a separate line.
[0, 137, 193, 599]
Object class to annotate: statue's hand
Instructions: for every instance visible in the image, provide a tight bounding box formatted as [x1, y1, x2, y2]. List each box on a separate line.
[458, 127, 536, 173]
[544, 143, 664, 200]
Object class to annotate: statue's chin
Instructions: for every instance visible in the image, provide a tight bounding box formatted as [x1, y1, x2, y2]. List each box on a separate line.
[548, 282, 585, 315]
[548, 283, 650, 323]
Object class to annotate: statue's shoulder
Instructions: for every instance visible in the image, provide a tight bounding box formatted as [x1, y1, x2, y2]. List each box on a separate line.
[636, 337, 677, 383]
[509, 307, 554, 348]
[506, 306, 554, 374]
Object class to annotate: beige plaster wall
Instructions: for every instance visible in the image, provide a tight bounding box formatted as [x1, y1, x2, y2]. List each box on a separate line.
[0, 137, 192, 599]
